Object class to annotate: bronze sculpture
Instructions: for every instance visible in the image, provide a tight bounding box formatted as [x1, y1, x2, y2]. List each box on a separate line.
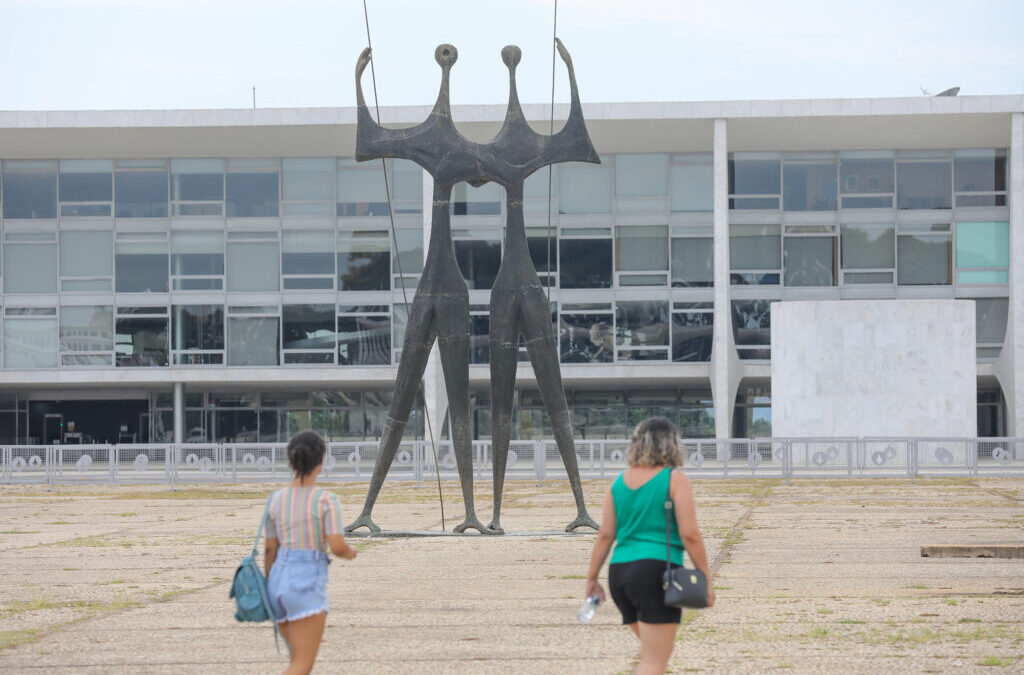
[346, 40, 599, 534]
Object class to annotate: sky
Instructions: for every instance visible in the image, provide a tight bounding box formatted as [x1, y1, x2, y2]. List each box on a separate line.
[1, 0, 1022, 112]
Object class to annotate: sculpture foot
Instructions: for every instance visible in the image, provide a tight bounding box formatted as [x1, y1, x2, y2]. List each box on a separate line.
[565, 513, 599, 532]
[452, 517, 488, 534]
[344, 514, 381, 534]
[485, 519, 505, 535]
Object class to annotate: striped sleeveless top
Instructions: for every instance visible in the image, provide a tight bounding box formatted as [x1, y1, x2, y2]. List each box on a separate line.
[263, 486, 345, 552]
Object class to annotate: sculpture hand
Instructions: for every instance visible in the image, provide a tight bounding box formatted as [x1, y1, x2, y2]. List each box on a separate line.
[356, 47, 372, 80]
[554, 38, 572, 68]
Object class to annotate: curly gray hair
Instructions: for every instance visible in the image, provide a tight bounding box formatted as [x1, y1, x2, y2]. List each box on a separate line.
[626, 417, 683, 468]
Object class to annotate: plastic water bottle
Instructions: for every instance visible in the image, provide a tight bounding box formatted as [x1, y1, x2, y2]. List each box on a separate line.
[577, 595, 600, 623]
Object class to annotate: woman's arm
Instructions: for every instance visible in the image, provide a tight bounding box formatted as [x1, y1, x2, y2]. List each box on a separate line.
[671, 471, 715, 607]
[584, 488, 616, 601]
[264, 537, 279, 577]
[326, 533, 358, 560]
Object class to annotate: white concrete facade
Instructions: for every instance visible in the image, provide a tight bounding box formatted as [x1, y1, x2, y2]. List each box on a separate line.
[771, 300, 977, 438]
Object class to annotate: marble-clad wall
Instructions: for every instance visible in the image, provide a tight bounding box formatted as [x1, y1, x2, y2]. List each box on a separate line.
[771, 300, 977, 438]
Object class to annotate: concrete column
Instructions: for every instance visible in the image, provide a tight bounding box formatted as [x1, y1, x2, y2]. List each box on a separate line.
[997, 112, 1024, 435]
[419, 171, 449, 440]
[173, 382, 184, 445]
[710, 119, 738, 439]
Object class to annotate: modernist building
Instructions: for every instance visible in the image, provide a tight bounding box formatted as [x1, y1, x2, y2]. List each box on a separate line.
[0, 95, 1020, 445]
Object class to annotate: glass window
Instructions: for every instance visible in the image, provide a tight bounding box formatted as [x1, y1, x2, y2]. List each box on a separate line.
[558, 161, 612, 214]
[975, 298, 1008, 353]
[671, 237, 713, 287]
[955, 221, 1009, 284]
[559, 238, 612, 289]
[783, 157, 837, 211]
[171, 159, 223, 216]
[59, 160, 112, 216]
[840, 223, 894, 282]
[283, 304, 335, 364]
[338, 230, 390, 291]
[615, 154, 668, 212]
[226, 161, 279, 217]
[730, 224, 781, 284]
[469, 313, 489, 364]
[670, 154, 712, 213]
[527, 228, 557, 282]
[172, 305, 224, 365]
[171, 231, 223, 290]
[4, 316, 58, 368]
[617, 225, 668, 281]
[60, 230, 113, 292]
[282, 231, 334, 290]
[571, 390, 626, 439]
[897, 155, 951, 210]
[391, 160, 423, 214]
[228, 316, 279, 366]
[783, 236, 835, 286]
[731, 300, 773, 360]
[115, 310, 168, 367]
[392, 228, 423, 276]
[679, 391, 715, 438]
[337, 159, 388, 216]
[671, 306, 713, 362]
[226, 238, 279, 291]
[4, 237, 58, 293]
[840, 151, 894, 208]
[454, 239, 501, 290]
[728, 153, 780, 209]
[2, 160, 56, 219]
[338, 306, 391, 365]
[115, 236, 169, 293]
[734, 385, 772, 437]
[282, 158, 334, 216]
[954, 149, 1007, 206]
[115, 165, 168, 218]
[451, 182, 502, 216]
[559, 312, 613, 363]
[897, 228, 950, 285]
[615, 301, 669, 361]
[60, 305, 113, 366]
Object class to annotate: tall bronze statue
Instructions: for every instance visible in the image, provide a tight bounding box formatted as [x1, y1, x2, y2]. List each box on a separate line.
[345, 40, 599, 534]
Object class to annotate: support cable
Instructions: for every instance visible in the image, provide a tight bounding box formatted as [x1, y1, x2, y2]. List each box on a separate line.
[361, 0, 445, 530]
[545, 0, 558, 304]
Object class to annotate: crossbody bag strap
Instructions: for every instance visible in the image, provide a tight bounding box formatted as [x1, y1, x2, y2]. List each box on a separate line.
[664, 467, 673, 577]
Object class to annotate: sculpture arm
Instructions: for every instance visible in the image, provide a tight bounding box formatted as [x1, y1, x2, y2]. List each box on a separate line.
[355, 47, 425, 162]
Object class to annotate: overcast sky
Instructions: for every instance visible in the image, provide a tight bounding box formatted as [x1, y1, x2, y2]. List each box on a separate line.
[2, 0, 1022, 111]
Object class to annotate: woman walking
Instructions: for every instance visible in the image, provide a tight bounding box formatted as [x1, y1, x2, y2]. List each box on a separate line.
[264, 431, 358, 674]
[584, 417, 715, 675]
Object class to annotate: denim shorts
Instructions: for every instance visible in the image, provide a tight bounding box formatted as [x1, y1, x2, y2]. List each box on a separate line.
[267, 549, 330, 623]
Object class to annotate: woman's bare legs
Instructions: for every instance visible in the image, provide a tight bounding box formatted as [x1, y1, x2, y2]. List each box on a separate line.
[635, 622, 677, 675]
[278, 612, 327, 675]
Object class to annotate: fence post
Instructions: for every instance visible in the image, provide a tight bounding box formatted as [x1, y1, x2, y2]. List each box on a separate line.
[109, 446, 117, 482]
[415, 441, 422, 488]
[909, 439, 917, 483]
[47, 446, 55, 492]
[846, 441, 853, 478]
[785, 441, 791, 485]
[533, 440, 545, 485]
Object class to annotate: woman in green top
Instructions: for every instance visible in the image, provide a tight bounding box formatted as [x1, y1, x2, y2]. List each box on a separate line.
[584, 417, 714, 675]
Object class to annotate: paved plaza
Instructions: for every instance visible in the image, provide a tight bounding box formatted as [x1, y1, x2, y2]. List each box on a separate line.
[0, 477, 1022, 673]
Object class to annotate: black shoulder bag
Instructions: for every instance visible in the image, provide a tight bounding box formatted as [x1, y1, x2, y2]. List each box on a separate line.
[662, 471, 710, 609]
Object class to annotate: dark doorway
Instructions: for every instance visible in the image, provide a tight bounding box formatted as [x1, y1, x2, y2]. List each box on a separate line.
[29, 400, 149, 445]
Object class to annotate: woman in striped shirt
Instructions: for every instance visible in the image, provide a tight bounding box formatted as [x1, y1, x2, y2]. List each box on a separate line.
[264, 431, 358, 675]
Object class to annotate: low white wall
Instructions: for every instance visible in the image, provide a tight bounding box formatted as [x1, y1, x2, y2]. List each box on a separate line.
[771, 300, 977, 438]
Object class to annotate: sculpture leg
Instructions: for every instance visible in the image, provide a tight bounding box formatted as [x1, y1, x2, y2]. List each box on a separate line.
[346, 300, 436, 533]
[437, 327, 487, 534]
[521, 289, 598, 532]
[486, 290, 520, 534]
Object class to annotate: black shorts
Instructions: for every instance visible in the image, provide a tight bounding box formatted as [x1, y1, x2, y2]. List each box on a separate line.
[608, 559, 682, 625]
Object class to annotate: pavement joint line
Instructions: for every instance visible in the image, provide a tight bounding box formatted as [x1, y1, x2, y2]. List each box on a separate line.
[710, 482, 774, 576]
[967, 481, 1022, 503]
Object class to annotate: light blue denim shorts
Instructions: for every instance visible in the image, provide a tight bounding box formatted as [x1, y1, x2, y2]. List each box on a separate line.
[267, 549, 330, 623]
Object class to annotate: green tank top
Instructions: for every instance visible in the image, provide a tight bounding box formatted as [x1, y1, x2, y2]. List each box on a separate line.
[609, 467, 684, 566]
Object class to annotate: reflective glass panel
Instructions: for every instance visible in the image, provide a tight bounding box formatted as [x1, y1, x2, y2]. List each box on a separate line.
[392, 228, 423, 275]
[282, 158, 334, 202]
[172, 305, 224, 351]
[617, 225, 668, 272]
[670, 154, 713, 212]
[783, 237, 835, 286]
[283, 305, 336, 351]
[731, 300, 773, 356]
[671, 312, 713, 362]
[955, 222, 1009, 269]
[4, 318, 58, 368]
[730, 224, 781, 270]
[451, 182, 502, 216]
[954, 150, 1007, 193]
[615, 301, 669, 347]
[338, 314, 391, 365]
[729, 154, 780, 195]
[615, 154, 668, 197]
[391, 160, 423, 213]
[171, 159, 223, 215]
[671, 237, 713, 287]
[558, 162, 612, 214]
[469, 315, 489, 364]
[3, 162, 57, 219]
[338, 235, 390, 291]
[61, 230, 113, 280]
[228, 317, 279, 366]
[559, 313, 613, 363]
[115, 169, 168, 218]
[226, 172, 279, 217]
[115, 239, 168, 292]
[59, 160, 112, 215]
[975, 298, 1008, 345]
[454, 240, 500, 290]
[840, 153, 894, 193]
[783, 160, 837, 211]
[840, 223, 894, 270]
[559, 239, 612, 289]
[4, 243, 58, 293]
[226, 241, 279, 291]
[115, 317, 168, 366]
[897, 234, 950, 285]
[897, 159, 951, 210]
[60, 305, 114, 353]
[282, 231, 333, 282]
[337, 160, 387, 216]
[171, 231, 224, 283]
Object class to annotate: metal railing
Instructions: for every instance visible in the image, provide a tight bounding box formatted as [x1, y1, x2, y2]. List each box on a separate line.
[2, 437, 1022, 489]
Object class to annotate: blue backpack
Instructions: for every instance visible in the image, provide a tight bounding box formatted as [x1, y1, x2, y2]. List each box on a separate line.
[230, 496, 286, 655]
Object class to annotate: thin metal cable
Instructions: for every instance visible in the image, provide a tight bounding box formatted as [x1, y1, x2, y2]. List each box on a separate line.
[362, 0, 445, 531]
[545, 0, 558, 304]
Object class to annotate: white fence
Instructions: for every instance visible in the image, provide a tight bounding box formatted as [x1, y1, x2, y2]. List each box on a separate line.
[2, 438, 1022, 489]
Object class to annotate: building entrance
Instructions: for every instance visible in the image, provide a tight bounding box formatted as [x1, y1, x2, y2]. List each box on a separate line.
[29, 400, 149, 445]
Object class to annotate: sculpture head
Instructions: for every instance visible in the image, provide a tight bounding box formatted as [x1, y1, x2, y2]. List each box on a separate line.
[435, 44, 458, 69]
[501, 45, 521, 70]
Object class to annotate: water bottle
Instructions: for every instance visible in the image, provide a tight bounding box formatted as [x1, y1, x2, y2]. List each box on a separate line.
[577, 595, 600, 623]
